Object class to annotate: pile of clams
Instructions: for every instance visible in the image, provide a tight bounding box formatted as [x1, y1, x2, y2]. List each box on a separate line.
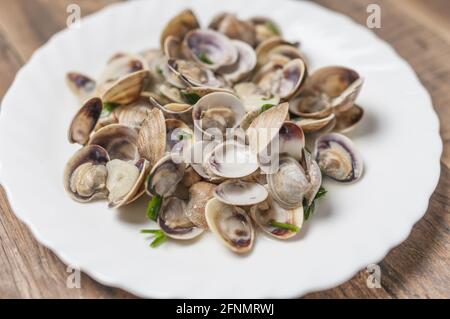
[64, 10, 364, 254]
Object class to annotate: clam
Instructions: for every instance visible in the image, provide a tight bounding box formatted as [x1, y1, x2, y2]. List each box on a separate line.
[333, 104, 364, 133]
[301, 150, 322, 205]
[158, 83, 185, 103]
[250, 194, 303, 239]
[289, 89, 334, 119]
[278, 121, 305, 160]
[234, 82, 280, 113]
[307, 66, 364, 113]
[164, 36, 184, 60]
[165, 118, 193, 155]
[88, 124, 140, 161]
[182, 166, 203, 188]
[214, 180, 268, 206]
[203, 140, 258, 179]
[146, 154, 187, 197]
[139, 48, 165, 80]
[158, 196, 204, 240]
[68, 97, 102, 145]
[266, 156, 310, 209]
[168, 59, 223, 87]
[209, 13, 256, 47]
[294, 113, 336, 134]
[183, 29, 238, 70]
[247, 103, 289, 172]
[114, 96, 153, 129]
[253, 58, 307, 100]
[66, 72, 96, 102]
[101, 70, 151, 105]
[106, 158, 149, 208]
[137, 108, 166, 166]
[149, 95, 193, 124]
[314, 133, 363, 182]
[63, 145, 109, 202]
[255, 37, 300, 67]
[217, 40, 257, 84]
[182, 140, 221, 181]
[185, 181, 216, 229]
[160, 9, 200, 48]
[250, 17, 282, 45]
[205, 198, 255, 253]
[181, 86, 234, 99]
[193, 92, 245, 137]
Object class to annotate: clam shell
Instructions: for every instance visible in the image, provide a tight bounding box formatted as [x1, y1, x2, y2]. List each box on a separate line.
[68, 97, 102, 145]
[204, 141, 258, 179]
[63, 145, 110, 202]
[160, 9, 200, 48]
[101, 70, 151, 105]
[186, 181, 216, 229]
[107, 158, 150, 208]
[209, 13, 256, 47]
[88, 124, 140, 161]
[217, 40, 257, 84]
[158, 196, 204, 240]
[250, 194, 303, 239]
[214, 180, 268, 206]
[146, 154, 186, 197]
[137, 108, 166, 166]
[314, 133, 363, 182]
[294, 113, 336, 133]
[334, 104, 364, 133]
[205, 198, 255, 254]
[66, 72, 96, 102]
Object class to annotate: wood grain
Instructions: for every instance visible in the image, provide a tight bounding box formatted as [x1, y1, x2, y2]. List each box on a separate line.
[0, 0, 448, 298]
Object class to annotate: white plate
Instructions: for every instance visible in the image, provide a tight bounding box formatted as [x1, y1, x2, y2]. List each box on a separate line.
[0, 0, 442, 298]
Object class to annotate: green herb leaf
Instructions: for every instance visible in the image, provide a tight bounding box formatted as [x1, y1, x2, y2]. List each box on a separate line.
[198, 52, 213, 65]
[141, 229, 167, 248]
[303, 186, 327, 220]
[150, 234, 167, 248]
[265, 21, 280, 35]
[269, 220, 300, 232]
[180, 91, 201, 105]
[101, 102, 119, 117]
[146, 195, 162, 221]
[260, 104, 275, 113]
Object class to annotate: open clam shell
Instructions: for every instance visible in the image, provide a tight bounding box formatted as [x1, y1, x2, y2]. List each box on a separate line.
[209, 13, 256, 47]
[63, 145, 110, 202]
[68, 97, 102, 145]
[192, 92, 245, 138]
[308, 66, 363, 113]
[253, 58, 307, 100]
[217, 40, 257, 84]
[185, 181, 216, 229]
[214, 180, 268, 206]
[160, 9, 200, 48]
[165, 118, 193, 157]
[145, 154, 187, 198]
[250, 194, 303, 240]
[250, 17, 282, 45]
[149, 95, 193, 124]
[66, 72, 96, 102]
[137, 108, 166, 166]
[167, 59, 223, 88]
[266, 156, 310, 209]
[203, 141, 258, 179]
[294, 113, 336, 134]
[183, 29, 238, 70]
[314, 133, 363, 183]
[333, 104, 364, 133]
[106, 158, 149, 208]
[182, 140, 221, 181]
[113, 96, 153, 129]
[88, 124, 140, 161]
[289, 90, 333, 119]
[279, 121, 305, 161]
[205, 198, 255, 254]
[158, 196, 204, 240]
[101, 70, 151, 105]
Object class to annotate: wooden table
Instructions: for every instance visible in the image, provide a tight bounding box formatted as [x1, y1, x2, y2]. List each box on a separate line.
[0, 0, 448, 299]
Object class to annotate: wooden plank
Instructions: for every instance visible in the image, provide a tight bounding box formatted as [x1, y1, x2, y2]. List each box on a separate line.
[0, 0, 448, 298]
